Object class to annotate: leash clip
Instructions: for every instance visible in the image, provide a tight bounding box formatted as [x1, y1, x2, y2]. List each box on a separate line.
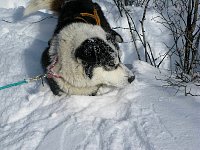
[27, 74, 47, 83]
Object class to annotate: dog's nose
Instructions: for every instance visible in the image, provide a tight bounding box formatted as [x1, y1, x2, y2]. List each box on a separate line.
[128, 75, 135, 83]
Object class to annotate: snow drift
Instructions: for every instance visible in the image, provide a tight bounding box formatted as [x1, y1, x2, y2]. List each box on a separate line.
[0, 1, 200, 150]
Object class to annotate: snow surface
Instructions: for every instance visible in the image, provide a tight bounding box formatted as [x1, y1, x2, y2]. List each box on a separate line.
[1, 1, 200, 150]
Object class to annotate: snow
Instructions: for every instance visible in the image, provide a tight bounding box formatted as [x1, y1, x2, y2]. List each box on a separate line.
[0, 0, 29, 9]
[0, 1, 200, 150]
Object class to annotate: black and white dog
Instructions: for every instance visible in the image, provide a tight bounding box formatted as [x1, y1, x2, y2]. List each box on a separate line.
[24, 0, 135, 96]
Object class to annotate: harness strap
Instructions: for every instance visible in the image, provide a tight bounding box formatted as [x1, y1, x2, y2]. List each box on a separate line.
[47, 55, 63, 79]
[75, 8, 101, 25]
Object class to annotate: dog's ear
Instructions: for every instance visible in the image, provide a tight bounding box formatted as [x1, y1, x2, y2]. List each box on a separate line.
[75, 38, 116, 65]
[75, 38, 118, 78]
[75, 40, 97, 79]
[75, 38, 100, 79]
[107, 30, 123, 43]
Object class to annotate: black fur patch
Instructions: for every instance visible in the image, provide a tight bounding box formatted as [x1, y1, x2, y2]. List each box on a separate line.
[75, 38, 119, 78]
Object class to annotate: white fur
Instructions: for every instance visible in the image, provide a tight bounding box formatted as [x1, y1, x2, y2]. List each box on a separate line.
[24, 0, 53, 16]
[92, 65, 132, 87]
[48, 23, 133, 95]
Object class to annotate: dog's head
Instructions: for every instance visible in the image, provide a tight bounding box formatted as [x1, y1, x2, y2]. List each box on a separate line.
[74, 37, 135, 86]
[50, 23, 135, 91]
[73, 26, 135, 87]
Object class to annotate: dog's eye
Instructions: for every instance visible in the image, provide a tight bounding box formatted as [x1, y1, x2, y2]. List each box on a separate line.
[104, 66, 113, 71]
[107, 60, 116, 66]
[108, 63, 115, 67]
[104, 62, 119, 71]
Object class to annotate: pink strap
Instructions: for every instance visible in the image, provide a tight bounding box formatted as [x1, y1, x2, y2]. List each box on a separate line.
[47, 55, 63, 79]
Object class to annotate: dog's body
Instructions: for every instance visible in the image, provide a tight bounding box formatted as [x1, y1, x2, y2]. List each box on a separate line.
[25, 0, 135, 96]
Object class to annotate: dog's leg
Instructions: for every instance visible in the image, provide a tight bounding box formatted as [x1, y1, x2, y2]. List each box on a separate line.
[46, 78, 63, 96]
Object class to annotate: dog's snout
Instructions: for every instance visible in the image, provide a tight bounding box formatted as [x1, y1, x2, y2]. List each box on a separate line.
[128, 75, 135, 83]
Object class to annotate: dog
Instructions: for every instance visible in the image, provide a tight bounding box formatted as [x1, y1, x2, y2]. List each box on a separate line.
[24, 0, 135, 96]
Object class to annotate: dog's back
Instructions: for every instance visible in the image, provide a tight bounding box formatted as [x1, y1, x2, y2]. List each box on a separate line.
[24, 0, 122, 42]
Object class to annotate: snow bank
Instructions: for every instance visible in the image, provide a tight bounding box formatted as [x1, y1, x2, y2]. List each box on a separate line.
[0, 4, 200, 150]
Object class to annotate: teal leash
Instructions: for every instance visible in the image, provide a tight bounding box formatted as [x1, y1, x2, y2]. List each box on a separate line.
[0, 80, 28, 90]
[0, 74, 47, 91]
